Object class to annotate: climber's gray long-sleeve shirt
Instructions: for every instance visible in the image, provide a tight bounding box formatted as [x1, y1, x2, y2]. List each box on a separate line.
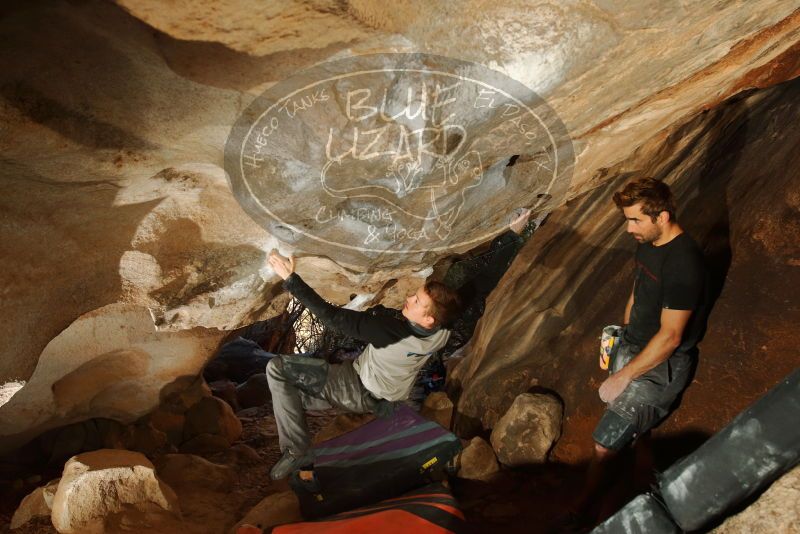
[284, 273, 450, 401]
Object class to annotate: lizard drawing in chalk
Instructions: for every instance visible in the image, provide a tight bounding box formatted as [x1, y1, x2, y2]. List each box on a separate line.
[320, 149, 485, 240]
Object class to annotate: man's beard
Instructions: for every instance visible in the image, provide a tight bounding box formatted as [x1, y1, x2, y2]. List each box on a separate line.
[635, 227, 662, 243]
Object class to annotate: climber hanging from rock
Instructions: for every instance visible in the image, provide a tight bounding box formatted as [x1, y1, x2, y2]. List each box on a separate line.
[267, 210, 531, 488]
[264, 249, 462, 488]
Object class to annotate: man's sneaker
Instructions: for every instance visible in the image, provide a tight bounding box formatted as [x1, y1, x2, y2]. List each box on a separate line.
[269, 449, 314, 481]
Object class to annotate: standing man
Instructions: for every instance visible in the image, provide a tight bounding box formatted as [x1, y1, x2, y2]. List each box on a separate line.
[265, 251, 461, 485]
[580, 178, 708, 520]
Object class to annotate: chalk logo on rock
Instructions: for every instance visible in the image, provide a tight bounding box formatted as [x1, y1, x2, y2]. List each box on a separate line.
[225, 53, 573, 259]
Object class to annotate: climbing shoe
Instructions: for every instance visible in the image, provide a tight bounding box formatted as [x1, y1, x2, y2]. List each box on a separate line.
[269, 449, 314, 481]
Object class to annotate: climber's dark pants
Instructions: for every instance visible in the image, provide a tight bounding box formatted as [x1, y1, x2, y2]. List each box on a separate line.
[266, 354, 378, 457]
[592, 338, 696, 451]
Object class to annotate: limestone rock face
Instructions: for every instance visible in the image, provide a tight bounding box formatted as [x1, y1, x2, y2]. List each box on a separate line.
[50, 449, 180, 534]
[712, 465, 800, 534]
[9, 478, 59, 529]
[116, 0, 380, 58]
[490, 393, 562, 466]
[457, 437, 500, 481]
[0, 303, 223, 454]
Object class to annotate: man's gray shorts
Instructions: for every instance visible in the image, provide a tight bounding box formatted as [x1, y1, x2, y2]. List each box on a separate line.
[592, 338, 696, 451]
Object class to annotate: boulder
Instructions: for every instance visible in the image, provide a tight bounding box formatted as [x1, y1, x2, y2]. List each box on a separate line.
[231, 491, 301, 534]
[0, 304, 224, 455]
[457, 437, 500, 481]
[155, 453, 236, 491]
[183, 396, 242, 445]
[179, 433, 232, 455]
[210, 379, 241, 412]
[50, 449, 180, 534]
[223, 443, 262, 465]
[147, 409, 186, 446]
[712, 464, 800, 533]
[94, 418, 129, 449]
[166, 376, 213, 414]
[10, 477, 60, 529]
[420, 392, 454, 429]
[490, 393, 562, 466]
[130, 423, 170, 456]
[236, 373, 270, 409]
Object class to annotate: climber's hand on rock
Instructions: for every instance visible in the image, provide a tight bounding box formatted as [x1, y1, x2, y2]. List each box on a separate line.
[598, 372, 631, 404]
[269, 249, 295, 280]
[510, 208, 532, 234]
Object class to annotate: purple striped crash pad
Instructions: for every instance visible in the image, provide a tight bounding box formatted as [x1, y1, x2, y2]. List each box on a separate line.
[289, 404, 461, 519]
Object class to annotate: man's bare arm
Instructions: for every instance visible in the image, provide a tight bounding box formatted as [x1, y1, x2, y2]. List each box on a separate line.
[599, 308, 692, 402]
[620, 308, 690, 378]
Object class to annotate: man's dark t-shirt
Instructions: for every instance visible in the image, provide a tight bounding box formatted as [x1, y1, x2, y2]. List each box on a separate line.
[625, 232, 708, 354]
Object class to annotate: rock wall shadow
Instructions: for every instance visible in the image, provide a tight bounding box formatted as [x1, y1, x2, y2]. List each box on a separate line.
[136, 215, 266, 318]
[0, 170, 161, 382]
[0, 81, 158, 151]
[153, 30, 357, 92]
